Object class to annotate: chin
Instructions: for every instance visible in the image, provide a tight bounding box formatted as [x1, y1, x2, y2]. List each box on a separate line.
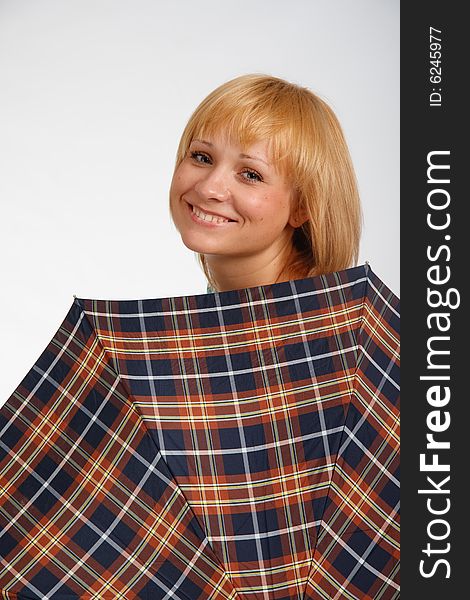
[179, 232, 222, 255]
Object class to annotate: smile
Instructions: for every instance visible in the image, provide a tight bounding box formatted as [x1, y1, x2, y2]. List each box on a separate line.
[188, 203, 236, 225]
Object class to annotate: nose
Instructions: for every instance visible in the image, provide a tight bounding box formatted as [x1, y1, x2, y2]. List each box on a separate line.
[194, 166, 231, 201]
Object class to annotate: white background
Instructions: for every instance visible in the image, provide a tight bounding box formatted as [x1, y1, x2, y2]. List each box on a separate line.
[0, 0, 399, 406]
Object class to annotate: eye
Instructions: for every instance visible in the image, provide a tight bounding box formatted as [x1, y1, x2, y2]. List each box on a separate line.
[189, 150, 212, 164]
[241, 169, 263, 183]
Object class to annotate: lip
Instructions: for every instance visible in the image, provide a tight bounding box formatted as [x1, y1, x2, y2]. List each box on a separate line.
[186, 201, 237, 226]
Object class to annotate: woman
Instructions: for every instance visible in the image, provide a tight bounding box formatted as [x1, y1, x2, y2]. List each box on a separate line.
[169, 73, 362, 292]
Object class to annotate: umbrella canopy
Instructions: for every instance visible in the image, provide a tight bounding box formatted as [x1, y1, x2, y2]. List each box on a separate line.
[0, 264, 399, 599]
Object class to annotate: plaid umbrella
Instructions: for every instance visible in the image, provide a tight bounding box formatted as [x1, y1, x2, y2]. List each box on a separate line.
[0, 264, 399, 599]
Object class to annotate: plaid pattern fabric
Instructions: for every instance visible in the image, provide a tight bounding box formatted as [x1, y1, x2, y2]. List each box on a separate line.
[0, 265, 400, 599]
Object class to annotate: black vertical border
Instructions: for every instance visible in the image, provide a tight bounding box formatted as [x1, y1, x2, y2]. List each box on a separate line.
[401, 3, 465, 597]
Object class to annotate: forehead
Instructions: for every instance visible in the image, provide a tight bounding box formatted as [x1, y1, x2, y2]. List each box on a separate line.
[192, 133, 268, 154]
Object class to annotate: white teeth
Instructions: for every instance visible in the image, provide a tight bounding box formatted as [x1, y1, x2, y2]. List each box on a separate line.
[192, 205, 230, 223]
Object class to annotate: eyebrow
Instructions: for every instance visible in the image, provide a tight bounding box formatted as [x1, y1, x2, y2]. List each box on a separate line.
[191, 138, 270, 167]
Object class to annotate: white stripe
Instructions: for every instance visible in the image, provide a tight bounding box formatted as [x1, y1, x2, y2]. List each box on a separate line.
[120, 345, 360, 380]
[81, 276, 370, 318]
[208, 518, 322, 542]
[359, 346, 400, 390]
[160, 427, 344, 456]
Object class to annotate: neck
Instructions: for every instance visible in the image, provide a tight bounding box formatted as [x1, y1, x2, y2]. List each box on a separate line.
[205, 238, 306, 292]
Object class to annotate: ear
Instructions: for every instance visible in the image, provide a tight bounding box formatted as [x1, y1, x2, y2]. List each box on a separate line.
[288, 206, 309, 228]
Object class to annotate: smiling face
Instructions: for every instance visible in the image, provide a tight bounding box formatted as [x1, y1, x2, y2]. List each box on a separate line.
[169, 133, 302, 270]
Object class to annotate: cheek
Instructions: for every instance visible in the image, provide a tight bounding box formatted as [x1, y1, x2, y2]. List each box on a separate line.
[170, 180, 187, 208]
[169, 172, 180, 196]
[171, 164, 193, 193]
[247, 193, 291, 227]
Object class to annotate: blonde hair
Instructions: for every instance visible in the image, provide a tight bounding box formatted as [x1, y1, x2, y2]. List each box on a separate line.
[172, 73, 362, 291]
